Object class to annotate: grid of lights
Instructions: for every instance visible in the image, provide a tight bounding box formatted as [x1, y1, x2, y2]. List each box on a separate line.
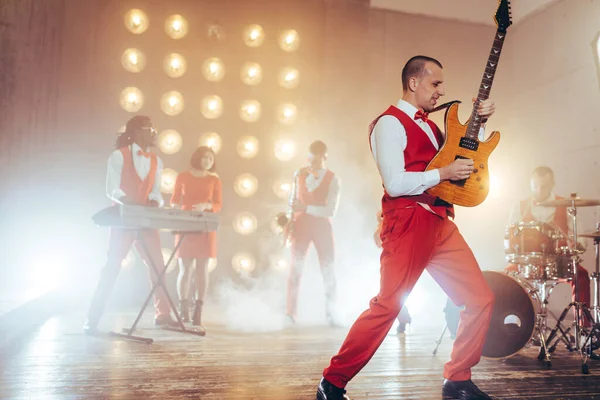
[158, 129, 183, 155]
[121, 9, 303, 275]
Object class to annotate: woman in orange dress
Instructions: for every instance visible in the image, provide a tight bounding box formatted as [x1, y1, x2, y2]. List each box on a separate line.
[170, 146, 222, 333]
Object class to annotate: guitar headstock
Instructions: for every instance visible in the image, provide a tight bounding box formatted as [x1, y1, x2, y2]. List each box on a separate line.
[494, 0, 513, 33]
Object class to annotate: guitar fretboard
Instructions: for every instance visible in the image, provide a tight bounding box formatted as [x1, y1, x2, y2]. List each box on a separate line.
[465, 30, 507, 140]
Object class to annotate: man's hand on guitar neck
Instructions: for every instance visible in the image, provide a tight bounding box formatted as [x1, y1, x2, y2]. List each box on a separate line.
[473, 97, 496, 120]
[439, 158, 474, 182]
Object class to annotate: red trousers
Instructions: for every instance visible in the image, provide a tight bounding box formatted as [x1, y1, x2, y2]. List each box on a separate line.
[323, 206, 494, 387]
[287, 213, 335, 318]
[87, 229, 172, 327]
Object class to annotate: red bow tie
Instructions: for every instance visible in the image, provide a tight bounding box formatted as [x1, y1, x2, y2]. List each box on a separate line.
[414, 110, 429, 122]
[136, 149, 151, 158]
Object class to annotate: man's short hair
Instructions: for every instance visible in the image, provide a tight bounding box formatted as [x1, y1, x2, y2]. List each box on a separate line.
[309, 140, 327, 156]
[401, 55, 443, 92]
[532, 166, 554, 181]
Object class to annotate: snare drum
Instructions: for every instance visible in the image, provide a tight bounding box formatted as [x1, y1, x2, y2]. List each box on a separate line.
[504, 221, 561, 265]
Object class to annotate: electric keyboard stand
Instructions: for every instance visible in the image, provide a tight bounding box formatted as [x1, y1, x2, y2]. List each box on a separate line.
[110, 231, 205, 344]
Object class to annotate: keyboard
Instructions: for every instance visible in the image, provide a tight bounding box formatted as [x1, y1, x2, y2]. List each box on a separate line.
[92, 204, 219, 232]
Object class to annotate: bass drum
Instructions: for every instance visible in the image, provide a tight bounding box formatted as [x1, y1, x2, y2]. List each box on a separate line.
[481, 271, 541, 359]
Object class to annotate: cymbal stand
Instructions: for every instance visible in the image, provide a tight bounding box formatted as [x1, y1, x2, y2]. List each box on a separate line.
[545, 194, 594, 373]
[433, 324, 448, 356]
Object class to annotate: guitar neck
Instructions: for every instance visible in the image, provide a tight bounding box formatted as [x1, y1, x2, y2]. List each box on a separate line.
[466, 29, 507, 139]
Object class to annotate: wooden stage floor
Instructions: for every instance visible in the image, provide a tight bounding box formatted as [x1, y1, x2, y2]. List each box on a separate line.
[2, 310, 600, 400]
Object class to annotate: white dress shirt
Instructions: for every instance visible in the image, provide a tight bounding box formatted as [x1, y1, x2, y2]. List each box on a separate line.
[106, 143, 164, 206]
[370, 99, 486, 197]
[288, 168, 341, 218]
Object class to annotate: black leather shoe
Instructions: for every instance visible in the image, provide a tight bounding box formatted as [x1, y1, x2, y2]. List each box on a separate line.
[316, 377, 350, 400]
[82, 320, 100, 336]
[397, 322, 407, 334]
[326, 313, 343, 328]
[154, 314, 180, 327]
[442, 379, 492, 399]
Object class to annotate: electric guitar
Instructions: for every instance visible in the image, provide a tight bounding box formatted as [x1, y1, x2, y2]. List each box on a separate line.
[425, 0, 512, 207]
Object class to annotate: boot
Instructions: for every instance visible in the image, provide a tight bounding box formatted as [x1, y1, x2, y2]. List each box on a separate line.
[179, 300, 190, 323]
[192, 300, 206, 334]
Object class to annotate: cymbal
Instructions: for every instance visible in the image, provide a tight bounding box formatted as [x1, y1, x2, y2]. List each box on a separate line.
[579, 231, 600, 239]
[537, 198, 600, 207]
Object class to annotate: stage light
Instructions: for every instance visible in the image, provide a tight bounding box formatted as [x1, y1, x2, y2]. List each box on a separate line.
[201, 95, 224, 119]
[120, 87, 144, 112]
[121, 48, 146, 73]
[233, 212, 258, 235]
[244, 24, 265, 47]
[165, 14, 188, 39]
[272, 178, 292, 199]
[161, 168, 178, 194]
[232, 252, 256, 274]
[239, 100, 261, 122]
[199, 132, 222, 153]
[124, 9, 149, 35]
[278, 103, 297, 125]
[157, 129, 183, 154]
[241, 62, 263, 85]
[234, 173, 258, 197]
[278, 67, 299, 89]
[271, 255, 289, 271]
[163, 53, 187, 78]
[237, 136, 259, 159]
[489, 174, 501, 200]
[274, 138, 296, 161]
[202, 57, 225, 82]
[121, 250, 135, 269]
[160, 91, 184, 116]
[279, 29, 300, 52]
[161, 248, 177, 273]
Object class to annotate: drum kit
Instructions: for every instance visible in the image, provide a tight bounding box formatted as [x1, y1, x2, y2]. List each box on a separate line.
[484, 194, 600, 373]
[435, 194, 600, 374]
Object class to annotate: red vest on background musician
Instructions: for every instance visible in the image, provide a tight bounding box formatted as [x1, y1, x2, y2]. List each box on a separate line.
[368, 105, 453, 218]
[520, 195, 569, 243]
[118, 146, 157, 205]
[297, 168, 334, 206]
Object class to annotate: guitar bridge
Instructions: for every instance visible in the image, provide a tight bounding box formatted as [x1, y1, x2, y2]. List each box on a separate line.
[459, 137, 479, 151]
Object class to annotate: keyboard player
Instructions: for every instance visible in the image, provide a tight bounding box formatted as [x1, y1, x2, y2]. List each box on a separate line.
[84, 116, 177, 334]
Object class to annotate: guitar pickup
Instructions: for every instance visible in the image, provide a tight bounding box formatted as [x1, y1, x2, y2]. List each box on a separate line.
[459, 137, 479, 151]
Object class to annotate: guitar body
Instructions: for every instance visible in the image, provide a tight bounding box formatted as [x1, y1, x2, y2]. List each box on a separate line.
[425, 102, 500, 207]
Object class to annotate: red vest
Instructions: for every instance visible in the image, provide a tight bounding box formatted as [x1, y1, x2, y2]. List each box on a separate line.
[297, 168, 334, 206]
[520, 195, 569, 243]
[118, 146, 157, 205]
[368, 105, 452, 218]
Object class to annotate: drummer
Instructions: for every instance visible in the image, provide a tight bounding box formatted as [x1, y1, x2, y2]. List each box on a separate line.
[506, 166, 591, 325]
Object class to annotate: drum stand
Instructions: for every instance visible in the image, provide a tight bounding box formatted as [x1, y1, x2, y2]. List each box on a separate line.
[528, 279, 556, 368]
[543, 196, 595, 373]
[432, 298, 462, 356]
